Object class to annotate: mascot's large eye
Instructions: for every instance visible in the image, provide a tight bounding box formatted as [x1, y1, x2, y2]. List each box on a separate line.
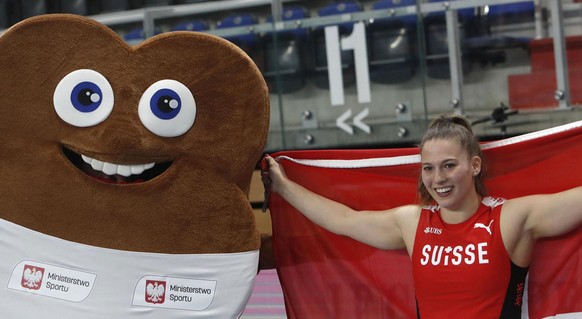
[138, 79, 196, 137]
[53, 69, 114, 127]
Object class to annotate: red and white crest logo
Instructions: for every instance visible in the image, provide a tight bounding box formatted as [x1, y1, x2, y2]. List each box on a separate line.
[145, 280, 166, 304]
[21, 265, 44, 290]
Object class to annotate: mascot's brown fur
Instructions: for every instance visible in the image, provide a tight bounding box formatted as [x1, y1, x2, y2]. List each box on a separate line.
[0, 14, 269, 254]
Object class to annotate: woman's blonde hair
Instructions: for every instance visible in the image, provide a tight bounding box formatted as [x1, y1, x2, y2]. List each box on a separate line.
[417, 114, 487, 205]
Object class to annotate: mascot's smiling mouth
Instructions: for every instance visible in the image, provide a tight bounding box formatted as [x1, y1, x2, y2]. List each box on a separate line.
[62, 146, 172, 184]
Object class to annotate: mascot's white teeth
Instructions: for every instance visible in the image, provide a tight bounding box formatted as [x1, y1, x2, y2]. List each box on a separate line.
[81, 154, 155, 177]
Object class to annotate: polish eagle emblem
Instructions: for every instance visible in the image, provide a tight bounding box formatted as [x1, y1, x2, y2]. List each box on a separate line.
[146, 280, 166, 304]
[22, 266, 44, 290]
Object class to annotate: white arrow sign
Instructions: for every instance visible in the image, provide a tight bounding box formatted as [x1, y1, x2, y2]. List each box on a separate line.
[336, 109, 353, 134]
[336, 108, 371, 135]
[353, 107, 371, 133]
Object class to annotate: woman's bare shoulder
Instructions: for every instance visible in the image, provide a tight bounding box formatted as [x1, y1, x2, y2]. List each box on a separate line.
[391, 204, 423, 223]
[391, 204, 422, 253]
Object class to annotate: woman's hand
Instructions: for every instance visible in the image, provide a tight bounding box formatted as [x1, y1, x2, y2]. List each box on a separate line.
[262, 155, 287, 194]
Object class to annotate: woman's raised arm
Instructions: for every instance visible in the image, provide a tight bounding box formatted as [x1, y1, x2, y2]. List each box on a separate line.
[502, 186, 582, 266]
[264, 156, 419, 251]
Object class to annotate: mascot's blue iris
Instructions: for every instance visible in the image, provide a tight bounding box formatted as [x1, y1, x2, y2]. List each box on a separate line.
[150, 88, 181, 120]
[70, 81, 102, 113]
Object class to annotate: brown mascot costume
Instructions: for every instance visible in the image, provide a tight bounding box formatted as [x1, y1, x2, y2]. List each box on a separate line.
[0, 14, 269, 318]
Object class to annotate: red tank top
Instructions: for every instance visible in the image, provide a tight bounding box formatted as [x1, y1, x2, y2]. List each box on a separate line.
[412, 197, 528, 318]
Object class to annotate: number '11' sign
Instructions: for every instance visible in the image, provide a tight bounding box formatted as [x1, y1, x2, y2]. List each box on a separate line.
[324, 21, 371, 106]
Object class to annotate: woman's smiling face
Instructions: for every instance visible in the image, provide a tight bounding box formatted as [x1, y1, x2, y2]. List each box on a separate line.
[421, 138, 481, 211]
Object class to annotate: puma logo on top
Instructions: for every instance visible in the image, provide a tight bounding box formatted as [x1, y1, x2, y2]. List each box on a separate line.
[474, 220, 494, 235]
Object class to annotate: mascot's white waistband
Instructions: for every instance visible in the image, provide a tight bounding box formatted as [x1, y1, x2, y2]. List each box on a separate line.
[0, 218, 259, 318]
